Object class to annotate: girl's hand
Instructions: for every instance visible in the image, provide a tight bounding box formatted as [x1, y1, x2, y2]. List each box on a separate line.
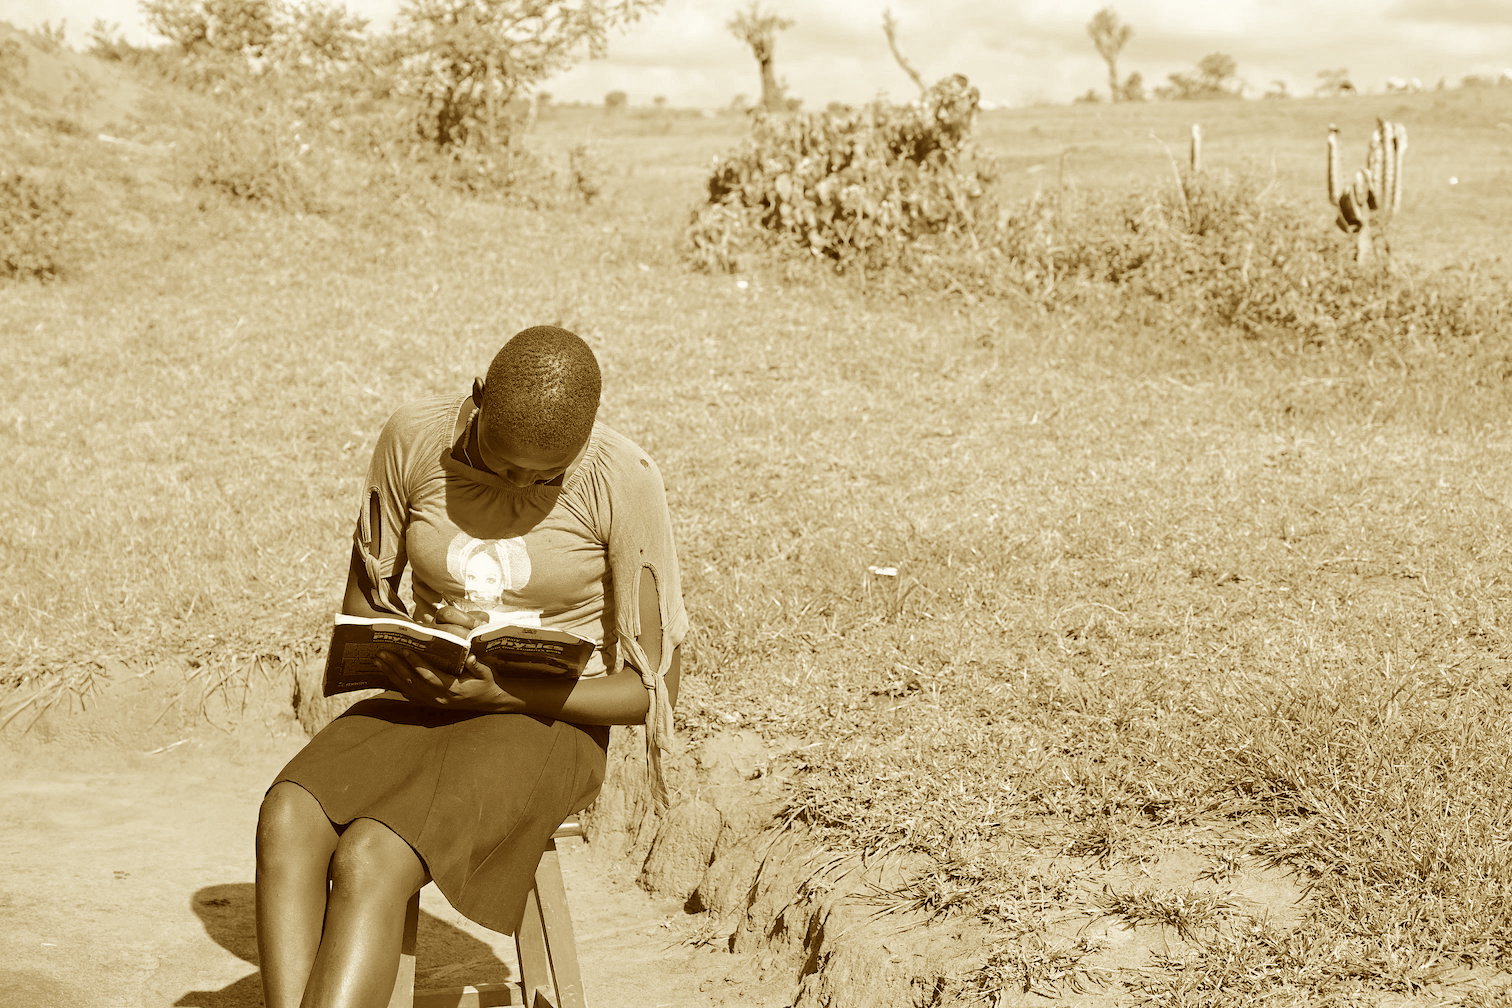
[378, 605, 520, 709]
[416, 604, 489, 639]
[374, 649, 525, 711]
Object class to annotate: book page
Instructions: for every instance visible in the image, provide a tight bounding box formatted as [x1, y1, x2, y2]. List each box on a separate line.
[323, 616, 470, 695]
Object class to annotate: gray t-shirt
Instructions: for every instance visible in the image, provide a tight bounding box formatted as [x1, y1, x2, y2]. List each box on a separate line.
[359, 394, 686, 679]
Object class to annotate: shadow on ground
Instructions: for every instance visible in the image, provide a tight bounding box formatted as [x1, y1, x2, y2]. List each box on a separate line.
[172, 883, 514, 1007]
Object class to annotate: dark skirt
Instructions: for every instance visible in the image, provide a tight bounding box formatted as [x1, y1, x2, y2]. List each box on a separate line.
[271, 697, 609, 934]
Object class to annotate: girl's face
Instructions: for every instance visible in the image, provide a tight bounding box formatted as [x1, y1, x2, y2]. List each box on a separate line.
[476, 420, 584, 489]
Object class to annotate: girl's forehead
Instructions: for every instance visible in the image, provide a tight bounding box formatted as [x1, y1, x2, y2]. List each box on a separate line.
[478, 424, 579, 469]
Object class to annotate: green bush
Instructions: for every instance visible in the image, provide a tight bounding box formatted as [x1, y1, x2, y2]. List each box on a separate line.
[686, 75, 999, 274]
[0, 171, 73, 280]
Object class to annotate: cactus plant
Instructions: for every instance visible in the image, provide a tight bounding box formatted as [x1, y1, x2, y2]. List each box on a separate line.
[1327, 118, 1406, 265]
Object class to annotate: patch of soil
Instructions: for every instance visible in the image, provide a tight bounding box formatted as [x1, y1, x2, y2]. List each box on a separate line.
[0, 665, 792, 1008]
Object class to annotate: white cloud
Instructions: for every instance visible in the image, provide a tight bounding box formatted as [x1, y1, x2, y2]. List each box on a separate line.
[1391, 0, 1512, 25]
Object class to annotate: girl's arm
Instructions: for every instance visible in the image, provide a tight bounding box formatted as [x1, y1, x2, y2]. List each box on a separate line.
[477, 648, 680, 725]
[341, 545, 404, 619]
[376, 567, 680, 726]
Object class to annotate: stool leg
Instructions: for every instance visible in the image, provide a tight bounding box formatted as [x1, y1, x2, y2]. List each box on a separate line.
[515, 854, 553, 1007]
[403, 830, 586, 1008]
[387, 890, 421, 1008]
[530, 844, 585, 1008]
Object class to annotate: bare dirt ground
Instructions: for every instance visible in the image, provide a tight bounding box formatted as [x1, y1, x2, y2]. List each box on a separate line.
[0, 719, 792, 1008]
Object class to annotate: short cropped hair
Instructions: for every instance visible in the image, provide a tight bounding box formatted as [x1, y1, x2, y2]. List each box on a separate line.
[481, 326, 601, 454]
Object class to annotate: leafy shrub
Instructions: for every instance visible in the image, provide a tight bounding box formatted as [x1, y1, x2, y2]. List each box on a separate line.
[86, 20, 147, 62]
[402, 141, 598, 210]
[387, 0, 659, 151]
[0, 171, 73, 280]
[28, 21, 68, 54]
[0, 37, 26, 92]
[989, 170, 1507, 353]
[186, 93, 336, 213]
[128, 0, 635, 211]
[141, 0, 279, 56]
[566, 144, 603, 204]
[686, 74, 999, 273]
[426, 142, 542, 197]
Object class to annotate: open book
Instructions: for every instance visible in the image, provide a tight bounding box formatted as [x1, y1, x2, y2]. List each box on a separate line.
[322, 614, 597, 697]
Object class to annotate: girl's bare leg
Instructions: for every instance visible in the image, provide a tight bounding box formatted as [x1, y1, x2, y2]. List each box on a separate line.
[299, 816, 430, 1008]
[256, 782, 340, 1008]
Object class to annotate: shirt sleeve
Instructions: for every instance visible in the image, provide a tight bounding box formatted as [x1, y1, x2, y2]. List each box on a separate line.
[636, 453, 689, 652]
[595, 440, 689, 661]
[354, 405, 415, 593]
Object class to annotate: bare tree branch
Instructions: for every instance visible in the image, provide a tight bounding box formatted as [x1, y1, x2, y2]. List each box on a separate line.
[882, 9, 925, 97]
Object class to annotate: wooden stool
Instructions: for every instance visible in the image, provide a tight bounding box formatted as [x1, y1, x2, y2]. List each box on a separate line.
[388, 820, 587, 1008]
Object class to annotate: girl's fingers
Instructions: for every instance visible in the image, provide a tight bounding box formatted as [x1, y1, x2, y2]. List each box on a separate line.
[376, 652, 410, 693]
[435, 605, 488, 631]
[378, 651, 451, 703]
[409, 663, 446, 690]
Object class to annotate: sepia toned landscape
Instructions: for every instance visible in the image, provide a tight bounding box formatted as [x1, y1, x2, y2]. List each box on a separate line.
[3, 6, 1512, 1006]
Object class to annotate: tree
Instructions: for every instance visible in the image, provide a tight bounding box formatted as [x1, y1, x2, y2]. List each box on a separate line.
[1315, 67, 1351, 96]
[1196, 53, 1237, 91]
[604, 89, 628, 110]
[1157, 51, 1241, 100]
[278, 0, 369, 69]
[390, 0, 665, 148]
[1086, 7, 1133, 103]
[727, 1, 792, 113]
[139, 0, 372, 85]
[881, 8, 925, 97]
[141, 0, 278, 55]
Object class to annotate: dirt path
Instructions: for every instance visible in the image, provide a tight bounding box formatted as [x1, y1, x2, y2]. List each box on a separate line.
[0, 725, 791, 1008]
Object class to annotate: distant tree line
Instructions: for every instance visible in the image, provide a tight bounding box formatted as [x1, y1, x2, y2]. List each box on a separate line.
[114, 0, 663, 150]
[1081, 8, 1244, 103]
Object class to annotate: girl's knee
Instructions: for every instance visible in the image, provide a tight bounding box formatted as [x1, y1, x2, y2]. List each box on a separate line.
[257, 782, 331, 851]
[328, 818, 427, 898]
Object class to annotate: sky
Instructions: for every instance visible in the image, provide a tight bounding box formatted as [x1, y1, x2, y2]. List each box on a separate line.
[6, 0, 1512, 108]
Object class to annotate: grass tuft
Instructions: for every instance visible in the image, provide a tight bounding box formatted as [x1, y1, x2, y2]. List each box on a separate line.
[0, 169, 73, 278]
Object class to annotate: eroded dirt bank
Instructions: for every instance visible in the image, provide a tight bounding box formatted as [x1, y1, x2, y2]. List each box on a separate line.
[0, 656, 1339, 1008]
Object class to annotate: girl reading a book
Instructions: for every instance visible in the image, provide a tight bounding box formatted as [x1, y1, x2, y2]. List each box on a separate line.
[255, 325, 686, 1008]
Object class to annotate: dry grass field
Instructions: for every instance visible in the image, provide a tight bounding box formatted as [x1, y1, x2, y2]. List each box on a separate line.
[4, 23, 1512, 1005]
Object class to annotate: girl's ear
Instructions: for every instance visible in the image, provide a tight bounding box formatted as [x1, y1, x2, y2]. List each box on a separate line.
[471, 378, 485, 405]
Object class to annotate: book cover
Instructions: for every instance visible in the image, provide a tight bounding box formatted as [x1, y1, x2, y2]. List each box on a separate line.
[469, 623, 597, 679]
[322, 615, 596, 697]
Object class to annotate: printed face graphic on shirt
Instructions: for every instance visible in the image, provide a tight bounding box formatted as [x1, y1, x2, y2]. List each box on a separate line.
[446, 536, 539, 626]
